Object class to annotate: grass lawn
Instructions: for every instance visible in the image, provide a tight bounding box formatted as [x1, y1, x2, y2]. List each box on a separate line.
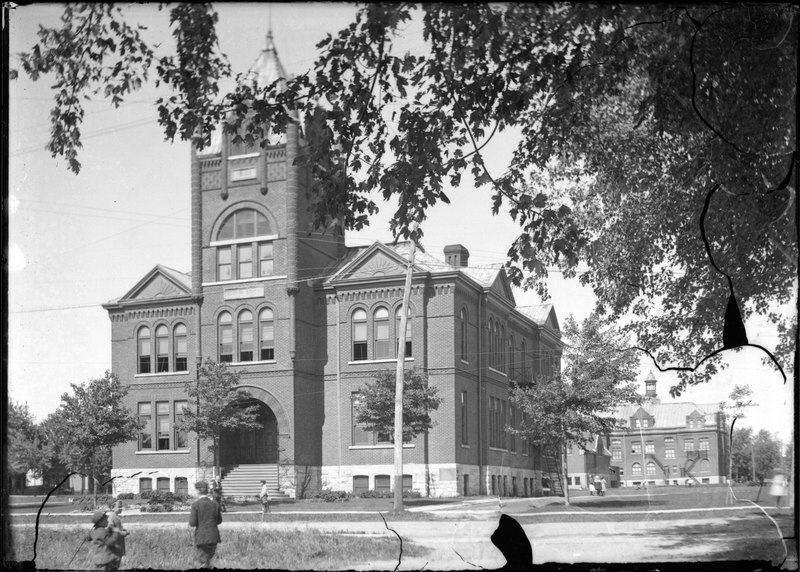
[8, 526, 427, 570]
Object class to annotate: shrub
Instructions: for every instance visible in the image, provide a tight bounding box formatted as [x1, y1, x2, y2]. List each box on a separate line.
[309, 489, 351, 502]
[116, 493, 134, 500]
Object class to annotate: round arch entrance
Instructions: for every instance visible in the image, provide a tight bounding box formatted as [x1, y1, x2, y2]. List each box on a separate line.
[219, 399, 278, 465]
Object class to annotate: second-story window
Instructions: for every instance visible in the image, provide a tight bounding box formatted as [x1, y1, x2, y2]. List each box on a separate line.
[218, 312, 233, 362]
[214, 209, 275, 281]
[218, 247, 232, 281]
[238, 245, 253, 279]
[259, 308, 275, 360]
[459, 308, 467, 361]
[156, 325, 169, 372]
[174, 324, 188, 372]
[632, 441, 642, 454]
[352, 309, 368, 361]
[374, 307, 391, 359]
[138, 326, 152, 374]
[645, 440, 654, 454]
[239, 310, 254, 362]
[396, 306, 412, 357]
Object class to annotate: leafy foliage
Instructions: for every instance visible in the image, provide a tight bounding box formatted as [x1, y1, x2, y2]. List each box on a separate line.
[14, 5, 797, 392]
[509, 312, 642, 450]
[176, 359, 262, 472]
[355, 368, 442, 443]
[8, 402, 45, 479]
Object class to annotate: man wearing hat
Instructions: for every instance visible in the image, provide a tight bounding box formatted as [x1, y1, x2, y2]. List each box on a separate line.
[85, 510, 125, 570]
[189, 480, 222, 569]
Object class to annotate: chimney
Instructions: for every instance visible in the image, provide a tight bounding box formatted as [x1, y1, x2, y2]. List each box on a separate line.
[444, 244, 470, 267]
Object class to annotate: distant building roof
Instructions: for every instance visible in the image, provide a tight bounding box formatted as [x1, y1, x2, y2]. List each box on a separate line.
[614, 401, 721, 430]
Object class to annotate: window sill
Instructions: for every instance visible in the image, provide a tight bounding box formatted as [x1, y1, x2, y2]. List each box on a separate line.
[210, 233, 279, 247]
[460, 359, 469, 365]
[227, 152, 261, 161]
[228, 360, 277, 366]
[488, 367, 507, 377]
[348, 357, 414, 365]
[460, 444, 470, 449]
[134, 372, 189, 378]
[349, 444, 415, 450]
[488, 446, 508, 452]
[135, 450, 192, 455]
[202, 275, 287, 287]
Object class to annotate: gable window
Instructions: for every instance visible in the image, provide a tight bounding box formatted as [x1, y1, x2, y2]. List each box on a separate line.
[396, 306, 412, 357]
[214, 209, 275, 281]
[218, 312, 233, 362]
[138, 327, 152, 374]
[174, 401, 188, 449]
[352, 309, 368, 361]
[174, 324, 188, 371]
[156, 325, 169, 372]
[633, 418, 641, 428]
[156, 401, 170, 450]
[138, 403, 152, 450]
[239, 310, 254, 362]
[374, 307, 391, 359]
[259, 308, 275, 360]
[460, 308, 468, 361]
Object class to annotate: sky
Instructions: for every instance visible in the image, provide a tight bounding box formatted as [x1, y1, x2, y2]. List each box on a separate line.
[7, 3, 794, 443]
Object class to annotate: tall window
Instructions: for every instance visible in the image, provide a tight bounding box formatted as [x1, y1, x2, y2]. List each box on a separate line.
[238, 310, 254, 361]
[174, 324, 188, 371]
[352, 309, 368, 361]
[217, 247, 232, 281]
[645, 440, 655, 454]
[218, 312, 233, 362]
[215, 209, 274, 281]
[461, 391, 468, 445]
[156, 325, 169, 372]
[351, 392, 390, 445]
[488, 397, 495, 447]
[498, 326, 504, 372]
[488, 320, 494, 368]
[374, 307, 391, 359]
[699, 437, 709, 451]
[138, 403, 152, 450]
[156, 401, 170, 450]
[631, 462, 642, 477]
[459, 308, 467, 361]
[396, 306, 412, 357]
[238, 244, 253, 279]
[684, 439, 695, 452]
[509, 335, 515, 380]
[259, 308, 275, 360]
[665, 437, 675, 459]
[174, 401, 188, 449]
[509, 405, 516, 452]
[521, 340, 526, 381]
[646, 462, 657, 477]
[612, 448, 622, 462]
[632, 441, 642, 454]
[501, 400, 507, 449]
[138, 327, 152, 374]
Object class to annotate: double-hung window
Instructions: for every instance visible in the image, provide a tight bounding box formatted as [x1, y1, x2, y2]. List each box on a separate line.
[374, 307, 391, 359]
[239, 310, 254, 361]
[645, 440, 655, 454]
[259, 308, 275, 360]
[156, 325, 169, 372]
[214, 209, 275, 281]
[352, 309, 368, 361]
[174, 324, 188, 371]
[632, 441, 642, 454]
[138, 327, 152, 374]
[218, 312, 233, 362]
[156, 402, 170, 450]
[139, 403, 152, 450]
[461, 391, 468, 445]
[396, 306, 412, 357]
[174, 401, 188, 449]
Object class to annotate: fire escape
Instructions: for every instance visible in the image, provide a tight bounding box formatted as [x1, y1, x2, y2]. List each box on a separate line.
[681, 450, 707, 485]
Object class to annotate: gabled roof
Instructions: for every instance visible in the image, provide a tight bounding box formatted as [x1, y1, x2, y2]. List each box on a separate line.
[613, 402, 720, 430]
[106, 265, 192, 306]
[517, 303, 559, 331]
[326, 241, 428, 283]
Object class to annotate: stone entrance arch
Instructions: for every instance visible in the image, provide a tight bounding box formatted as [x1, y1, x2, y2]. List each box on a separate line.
[218, 386, 291, 467]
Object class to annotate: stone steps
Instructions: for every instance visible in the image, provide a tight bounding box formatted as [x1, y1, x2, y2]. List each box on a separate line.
[220, 464, 289, 498]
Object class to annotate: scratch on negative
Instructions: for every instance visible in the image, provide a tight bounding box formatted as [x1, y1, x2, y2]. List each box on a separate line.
[453, 548, 486, 569]
[379, 512, 403, 572]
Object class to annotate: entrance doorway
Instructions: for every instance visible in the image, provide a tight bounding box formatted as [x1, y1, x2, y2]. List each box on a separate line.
[219, 399, 278, 466]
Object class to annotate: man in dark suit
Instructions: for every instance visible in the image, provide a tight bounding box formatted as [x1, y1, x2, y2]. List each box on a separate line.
[189, 481, 222, 569]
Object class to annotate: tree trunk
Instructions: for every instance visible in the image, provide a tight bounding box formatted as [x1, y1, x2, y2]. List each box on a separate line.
[562, 441, 570, 506]
[393, 222, 418, 513]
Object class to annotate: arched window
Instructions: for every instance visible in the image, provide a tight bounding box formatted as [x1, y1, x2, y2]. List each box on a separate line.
[259, 308, 275, 361]
[218, 312, 233, 362]
[374, 307, 391, 359]
[396, 306, 412, 357]
[494, 324, 501, 371]
[156, 325, 169, 372]
[174, 324, 188, 371]
[238, 310, 254, 362]
[488, 320, 494, 368]
[352, 309, 367, 361]
[215, 209, 274, 281]
[631, 463, 642, 477]
[459, 308, 467, 361]
[646, 462, 657, 477]
[500, 325, 506, 372]
[138, 327, 152, 374]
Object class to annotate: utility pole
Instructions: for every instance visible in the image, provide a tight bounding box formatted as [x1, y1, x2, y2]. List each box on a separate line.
[751, 443, 756, 482]
[393, 221, 418, 512]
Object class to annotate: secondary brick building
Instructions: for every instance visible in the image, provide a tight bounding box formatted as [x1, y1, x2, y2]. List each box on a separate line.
[607, 372, 729, 487]
[104, 34, 563, 498]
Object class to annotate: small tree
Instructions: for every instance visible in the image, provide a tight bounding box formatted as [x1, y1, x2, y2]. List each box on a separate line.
[176, 359, 263, 478]
[8, 402, 44, 493]
[510, 312, 641, 505]
[730, 426, 754, 483]
[718, 384, 756, 484]
[752, 429, 782, 485]
[53, 372, 141, 499]
[355, 368, 442, 444]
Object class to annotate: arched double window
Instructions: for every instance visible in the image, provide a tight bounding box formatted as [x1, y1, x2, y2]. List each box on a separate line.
[218, 308, 276, 363]
[646, 462, 657, 477]
[631, 463, 643, 477]
[374, 307, 391, 359]
[214, 208, 275, 281]
[137, 323, 189, 374]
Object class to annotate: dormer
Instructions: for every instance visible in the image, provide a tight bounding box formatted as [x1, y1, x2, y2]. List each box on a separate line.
[686, 410, 706, 429]
[630, 406, 655, 429]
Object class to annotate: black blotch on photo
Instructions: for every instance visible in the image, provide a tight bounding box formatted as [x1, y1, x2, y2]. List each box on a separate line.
[491, 514, 532, 570]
